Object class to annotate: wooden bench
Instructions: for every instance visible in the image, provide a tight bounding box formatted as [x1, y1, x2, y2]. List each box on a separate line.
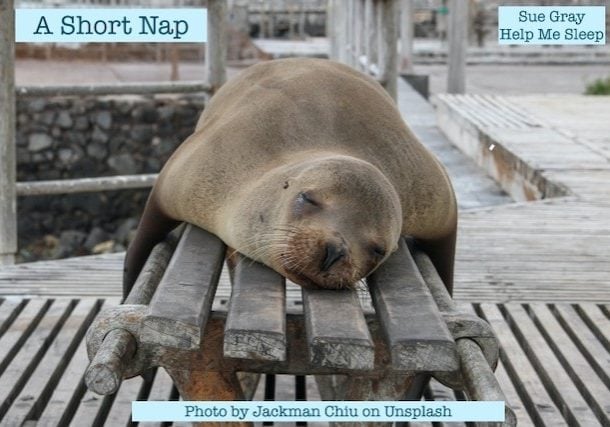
[84, 224, 515, 425]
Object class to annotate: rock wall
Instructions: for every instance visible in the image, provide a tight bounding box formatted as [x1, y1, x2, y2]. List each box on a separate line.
[15, 94, 205, 262]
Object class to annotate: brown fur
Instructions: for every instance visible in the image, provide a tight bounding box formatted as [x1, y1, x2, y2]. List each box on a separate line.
[124, 58, 457, 297]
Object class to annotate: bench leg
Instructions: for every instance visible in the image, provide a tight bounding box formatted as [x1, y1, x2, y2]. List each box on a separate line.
[167, 368, 251, 427]
[315, 373, 417, 427]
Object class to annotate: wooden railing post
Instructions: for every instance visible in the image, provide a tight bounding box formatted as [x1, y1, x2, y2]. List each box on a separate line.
[0, 0, 16, 265]
[448, 0, 467, 94]
[205, 0, 227, 93]
[399, 0, 414, 73]
[379, 0, 398, 100]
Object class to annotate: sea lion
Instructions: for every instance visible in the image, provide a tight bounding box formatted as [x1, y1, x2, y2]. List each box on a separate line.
[123, 58, 457, 297]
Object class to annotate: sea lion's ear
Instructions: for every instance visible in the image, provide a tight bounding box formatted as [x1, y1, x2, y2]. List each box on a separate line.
[282, 180, 290, 189]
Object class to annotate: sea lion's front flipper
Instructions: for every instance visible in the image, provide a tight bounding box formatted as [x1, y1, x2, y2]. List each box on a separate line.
[416, 227, 457, 296]
[123, 191, 180, 300]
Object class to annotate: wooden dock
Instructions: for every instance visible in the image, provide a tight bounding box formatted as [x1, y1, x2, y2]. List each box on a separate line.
[0, 87, 608, 425]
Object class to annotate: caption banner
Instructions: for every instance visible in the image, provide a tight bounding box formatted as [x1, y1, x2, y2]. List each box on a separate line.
[15, 9, 207, 43]
[498, 6, 606, 45]
[132, 401, 505, 422]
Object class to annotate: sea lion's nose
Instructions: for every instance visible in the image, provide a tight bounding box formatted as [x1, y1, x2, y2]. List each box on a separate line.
[321, 242, 346, 272]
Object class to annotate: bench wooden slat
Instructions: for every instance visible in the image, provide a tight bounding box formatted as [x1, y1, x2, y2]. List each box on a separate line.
[224, 255, 287, 361]
[38, 299, 119, 427]
[367, 239, 457, 371]
[0, 299, 74, 419]
[478, 303, 568, 427]
[140, 225, 225, 349]
[303, 288, 374, 370]
[3, 299, 100, 426]
[503, 303, 602, 426]
[527, 304, 610, 426]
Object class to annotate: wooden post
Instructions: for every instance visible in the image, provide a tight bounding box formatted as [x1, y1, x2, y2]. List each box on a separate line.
[0, 0, 16, 265]
[399, 0, 414, 73]
[353, 0, 362, 69]
[364, 0, 374, 71]
[336, 1, 347, 63]
[379, 0, 398, 100]
[170, 46, 179, 81]
[327, 0, 337, 58]
[447, 0, 467, 93]
[205, 0, 227, 93]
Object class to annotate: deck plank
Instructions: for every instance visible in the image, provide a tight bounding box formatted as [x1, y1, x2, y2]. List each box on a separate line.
[37, 299, 116, 427]
[0, 299, 74, 420]
[2, 299, 99, 426]
[503, 303, 602, 426]
[527, 304, 610, 426]
[478, 303, 567, 426]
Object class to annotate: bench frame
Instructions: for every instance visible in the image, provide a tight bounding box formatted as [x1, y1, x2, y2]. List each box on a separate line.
[85, 224, 516, 426]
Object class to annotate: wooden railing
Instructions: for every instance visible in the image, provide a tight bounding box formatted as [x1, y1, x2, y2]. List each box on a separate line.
[0, 0, 227, 264]
[327, 0, 398, 100]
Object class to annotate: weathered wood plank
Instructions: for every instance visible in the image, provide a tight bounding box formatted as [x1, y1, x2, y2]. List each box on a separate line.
[303, 288, 374, 370]
[103, 374, 145, 427]
[224, 255, 286, 361]
[0, 299, 25, 337]
[527, 304, 610, 425]
[38, 299, 119, 427]
[552, 304, 610, 385]
[494, 361, 535, 427]
[503, 303, 601, 426]
[2, 299, 100, 426]
[0, 0, 17, 264]
[368, 239, 457, 371]
[68, 390, 110, 427]
[575, 303, 610, 351]
[138, 368, 176, 427]
[478, 303, 567, 426]
[0, 299, 74, 419]
[141, 225, 225, 349]
[0, 299, 50, 377]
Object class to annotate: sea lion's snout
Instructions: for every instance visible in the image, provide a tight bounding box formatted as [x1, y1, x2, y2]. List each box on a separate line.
[320, 241, 347, 272]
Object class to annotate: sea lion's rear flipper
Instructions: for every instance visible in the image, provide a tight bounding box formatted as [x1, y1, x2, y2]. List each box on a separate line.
[416, 227, 457, 296]
[122, 191, 180, 300]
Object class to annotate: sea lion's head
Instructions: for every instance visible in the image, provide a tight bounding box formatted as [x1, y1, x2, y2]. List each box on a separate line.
[230, 154, 402, 289]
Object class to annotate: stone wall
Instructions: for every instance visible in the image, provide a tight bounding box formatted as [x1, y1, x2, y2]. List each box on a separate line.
[15, 94, 205, 261]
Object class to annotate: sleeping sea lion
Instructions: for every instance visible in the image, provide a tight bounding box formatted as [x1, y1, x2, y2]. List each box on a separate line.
[123, 58, 457, 297]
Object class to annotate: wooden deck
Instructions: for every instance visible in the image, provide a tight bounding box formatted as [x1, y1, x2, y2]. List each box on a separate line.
[1, 297, 607, 426]
[0, 86, 609, 426]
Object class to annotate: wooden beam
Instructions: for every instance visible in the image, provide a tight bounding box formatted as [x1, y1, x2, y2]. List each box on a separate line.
[140, 225, 225, 349]
[16, 174, 157, 196]
[224, 254, 287, 361]
[16, 81, 211, 97]
[206, 0, 227, 93]
[379, 0, 398, 100]
[303, 288, 374, 370]
[0, 0, 16, 264]
[367, 239, 458, 371]
[399, 0, 414, 73]
[447, 0, 468, 93]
